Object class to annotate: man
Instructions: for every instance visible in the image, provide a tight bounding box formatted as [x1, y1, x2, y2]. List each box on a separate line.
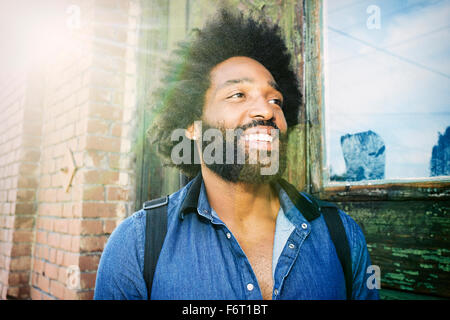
[94, 9, 379, 300]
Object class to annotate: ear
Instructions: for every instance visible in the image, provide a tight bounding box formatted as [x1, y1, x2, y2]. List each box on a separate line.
[185, 123, 196, 140]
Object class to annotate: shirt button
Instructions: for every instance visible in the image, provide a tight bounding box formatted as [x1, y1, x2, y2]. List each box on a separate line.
[274, 289, 279, 295]
[288, 243, 295, 249]
[301, 223, 308, 229]
[247, 283, 254, 291]
[226, 232, 231, 239]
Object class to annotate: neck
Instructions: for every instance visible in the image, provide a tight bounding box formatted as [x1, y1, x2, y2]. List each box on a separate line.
[201, 165, 280, 226]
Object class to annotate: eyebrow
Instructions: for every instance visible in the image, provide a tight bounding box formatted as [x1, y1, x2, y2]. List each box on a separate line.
[215, 77, 281, 92]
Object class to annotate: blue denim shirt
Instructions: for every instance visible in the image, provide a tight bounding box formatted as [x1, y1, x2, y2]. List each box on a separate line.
[94, 175, 379, 300]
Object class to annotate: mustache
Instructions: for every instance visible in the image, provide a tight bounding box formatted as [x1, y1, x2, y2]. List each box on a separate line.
[236, 119, 279, 132]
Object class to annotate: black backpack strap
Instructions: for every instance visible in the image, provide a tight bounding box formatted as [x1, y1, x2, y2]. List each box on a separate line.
[276, 179, 321, 221]
[142, 196, 168, 300]
[317, 200, 353, 300]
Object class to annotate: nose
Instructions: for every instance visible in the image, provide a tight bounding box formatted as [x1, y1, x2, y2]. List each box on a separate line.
[248, 97, 275, 121]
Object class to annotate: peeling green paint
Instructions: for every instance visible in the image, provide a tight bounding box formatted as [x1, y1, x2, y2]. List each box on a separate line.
[438, 263, 450, 272]
[399, 285, 414, 291]
[422, 254, 450, 264]
[385, 273, 405, 281]
[392, 252, 409, 258]
[423, 283, 436, 289]
[403, 270, 419, 276]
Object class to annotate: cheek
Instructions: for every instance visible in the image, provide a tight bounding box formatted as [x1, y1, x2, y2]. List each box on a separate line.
[276, 111, 288, 132]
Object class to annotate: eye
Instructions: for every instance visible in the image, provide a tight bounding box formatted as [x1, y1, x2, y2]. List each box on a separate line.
[228, 92, 245, 99]
[269, 98, 283, 106]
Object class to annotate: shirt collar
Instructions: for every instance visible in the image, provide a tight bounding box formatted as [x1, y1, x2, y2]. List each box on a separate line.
[178, 174, 321, 224]
[179, 173, 203, 219]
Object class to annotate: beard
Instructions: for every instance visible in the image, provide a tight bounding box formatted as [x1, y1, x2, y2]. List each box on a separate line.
[199, 120, 288, 184]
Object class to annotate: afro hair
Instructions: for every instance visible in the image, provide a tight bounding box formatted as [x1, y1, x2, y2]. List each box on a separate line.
[148, 9, 301, 177]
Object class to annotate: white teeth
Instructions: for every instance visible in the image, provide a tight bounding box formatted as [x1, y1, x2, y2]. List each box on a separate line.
[244, 134, 273, 142]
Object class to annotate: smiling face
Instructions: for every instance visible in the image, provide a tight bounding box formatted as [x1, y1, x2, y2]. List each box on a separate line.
[203, 56, 288, 137]
[193, 56, 288, 183]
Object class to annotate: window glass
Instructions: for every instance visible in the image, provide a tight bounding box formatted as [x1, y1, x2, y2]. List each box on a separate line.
[323, 0, 450, 183]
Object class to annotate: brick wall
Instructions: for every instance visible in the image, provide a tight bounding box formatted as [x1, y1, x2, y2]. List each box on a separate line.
[0, 0, 140, 299]
[0, 70, 42, 299]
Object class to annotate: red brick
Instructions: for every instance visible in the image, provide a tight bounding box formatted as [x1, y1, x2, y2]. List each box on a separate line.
[51, 173, 62, 188]
[49, 248, 57, 263]
[41, 291, 55, 300]
[71, 185, 83, 202]
[1, 216, 14, 229]
[53, 219, 68, 233]
[62, 203, 73, 218]
[103, 220, 117, 234]
[37, 218, 53, 231]
[57, 265, 65, 284]
[72, 203, 82, 218]
[82, 203, 120, 218]
[12, 230, 33, 242]
[14, 216, 34, 229]
[82, 169, 119, 185]
[63, 287, 79, 300]
[81, 220, 103, 235]
[7, 189, 17, 202]
[5, 286, 20, 298]
[18, 149, 40, 163]
[7, 285, 30, 299]
[47, 232, 61, 247]
[78, 290, 94, 300]
[107, 186, 128, 201]
[56, 188, 72, 202]
[44, 263, 59, 280]
[59, 234, 72, 251]
[86, 118, 109, 135]
[82, 185, 105, 201]
[67, 219, 81, 235]
[16, 189, 36, 201]
[89, 104, 123, 121]
[0, 246, 11, 261]
[17, 176, 39, 188]
[19, 163, 38, 176]
[80, 236, 107, 252]
[84, 150, 107, 168]
[10, 243, 32, 257]
[10, 256, 31, 271]
[30, 286, 42, 300]
[49, 279, 65, 299]
[38, 203, 62, 217]
[7, 270, 29, 286]
[84, 135, 121, 153]
[110, 123, 122, 137]
[63, 252, 79, 267]
[37, 246, 49, 260]
[71, 236, 80, 252]
[55, 250, 64, 265]
[80, 272, 96, 290]
[33, 258, 44, 274]
[79, 255, 100, 272]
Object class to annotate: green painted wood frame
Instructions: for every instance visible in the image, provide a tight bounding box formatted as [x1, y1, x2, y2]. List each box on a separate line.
[304, 0, 449, 299]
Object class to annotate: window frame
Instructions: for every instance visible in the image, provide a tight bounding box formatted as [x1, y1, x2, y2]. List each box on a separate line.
[303, 0, 450, 201]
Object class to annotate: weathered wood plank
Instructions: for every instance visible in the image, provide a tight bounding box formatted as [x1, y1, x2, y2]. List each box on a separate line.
[134, 0, 171, 210]
[339, 200, 450, 298]
[304, 0, 324, 195]
[319, 181, 450, 202]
